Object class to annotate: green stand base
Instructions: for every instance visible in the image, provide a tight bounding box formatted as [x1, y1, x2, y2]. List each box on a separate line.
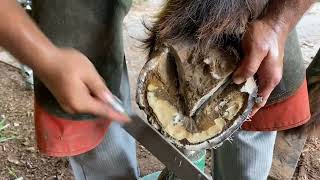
[140, 150, 206, 180]
[140, 172, 161, 180]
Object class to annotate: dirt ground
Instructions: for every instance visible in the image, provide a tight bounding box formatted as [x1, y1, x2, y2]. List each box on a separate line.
[293, 137, 320, 180]
[0, 63, 74, 179]
[0, 1, 319, 180]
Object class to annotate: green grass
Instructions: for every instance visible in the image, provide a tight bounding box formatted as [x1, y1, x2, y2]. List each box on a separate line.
[0, 117, 15, 143]
[6, 167, 23, 180]
[2, 117, 20, 179]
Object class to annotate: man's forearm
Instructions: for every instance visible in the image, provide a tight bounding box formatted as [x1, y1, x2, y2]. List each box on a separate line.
[260, 0, 314, 34]
[0, 0, 56, 73]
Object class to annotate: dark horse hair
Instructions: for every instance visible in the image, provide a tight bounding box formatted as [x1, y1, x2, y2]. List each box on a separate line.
[144, 0, 269, 56]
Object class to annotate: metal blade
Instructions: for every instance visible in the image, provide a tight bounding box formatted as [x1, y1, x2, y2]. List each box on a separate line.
[124, 114, 211, 180]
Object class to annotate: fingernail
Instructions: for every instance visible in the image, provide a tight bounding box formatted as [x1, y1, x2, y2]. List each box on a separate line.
[112, 101, 126, 114]
[104, 93, 126, 114]
[233, 76, 246, 85]
[103, 92, 113, 102]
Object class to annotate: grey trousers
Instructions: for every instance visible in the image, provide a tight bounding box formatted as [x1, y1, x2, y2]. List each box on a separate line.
[69, 123, 139, 180]
[69, 129, 276, 180]
[69, 61, 140, 180]
[213, 131, 277, 180]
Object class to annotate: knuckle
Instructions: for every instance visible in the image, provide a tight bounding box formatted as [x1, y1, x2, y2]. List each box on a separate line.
[66, 100, 83, 114]
[270, 75, 282, 86]
[62, 105, 76, 114]
[59, 101, 76, 114]
[66, 109, 76, 114]
[256, 43, 269, 53]
[270, 53, 279, 60]
[72, 106, 85, 114]
[243, 66, 257, 78]
[268, 54, 281, 64]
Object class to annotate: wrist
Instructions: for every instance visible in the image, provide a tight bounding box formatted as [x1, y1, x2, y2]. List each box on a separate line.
[250, 18, 290, 47]
[29, 44, 59, 76]
[260, 17, 291, 37]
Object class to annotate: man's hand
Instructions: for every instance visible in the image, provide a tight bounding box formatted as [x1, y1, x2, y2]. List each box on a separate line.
[36, 47, 130, 122]
[232, 0, 314, 115]
[0, 0, 129, 122]
[233, 21, 287, 115]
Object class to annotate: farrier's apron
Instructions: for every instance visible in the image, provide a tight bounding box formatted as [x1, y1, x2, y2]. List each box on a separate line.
[32, 0, 133, 157]
[242, 29, 311, 131]
[306, 49, 320, 125]
[32, 1, 310, 157]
